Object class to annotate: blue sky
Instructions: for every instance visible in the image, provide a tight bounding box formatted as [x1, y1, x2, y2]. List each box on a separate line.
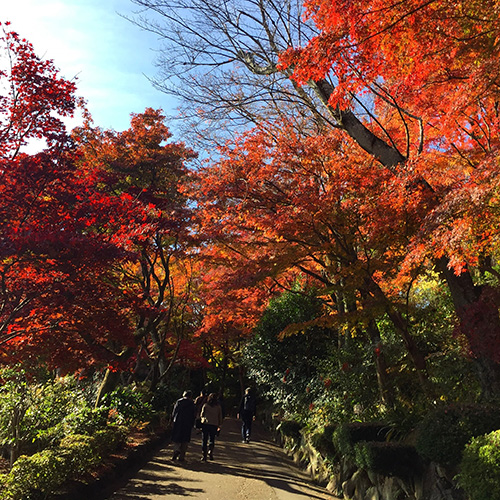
[3, 0, 177, 132]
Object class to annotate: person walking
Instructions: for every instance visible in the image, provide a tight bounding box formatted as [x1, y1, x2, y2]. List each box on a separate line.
[200, 392, 223, 461]
[194, 389, 208, 432]
[171, 390, 196, 461]
[237, 387, 256, 443]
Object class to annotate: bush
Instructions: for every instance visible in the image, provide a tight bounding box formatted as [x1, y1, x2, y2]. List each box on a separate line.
[415, 404, 500, 466]
[354, 441, 422, 478]
[456, 430, 500, 500]
[3, 426, 130, 499]
[32, 423, 64, 451]
[150, 385, 178, 413]
[310, 424, 337, 458]
[277, 420, 303, 440]
[243, 286, 336, 422]
[93, 425, 128, 455]
[63, 407, 109, 435]
[105, 386, 154, 424]
[6, 449, 67, 499]
[333, 422, 391, 458]
[59, 434, 100, 476]
[0, 370, 95, 463]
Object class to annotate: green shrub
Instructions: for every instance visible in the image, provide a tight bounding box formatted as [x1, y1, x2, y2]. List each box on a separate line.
[310, 424, 337, 458]
[355, 441, 422, 478]
[3, 426, 128, 499]
[277, 420, 303, 440]
[24, 376, 87, 434]
[0, 473, 8, 498]
[105, 386, 154, 424]
[150, 386, 178, 413]
[0, 369, 94, 464]
[33, 423, 64, 451]
[333, 422, 391, 458]
[6, 449, 67, 499]
[416, 404, 500, 466]
[243, 286, 337, 422]
[32, 406, 108, 452]
[93, 425, 128, 455]
[456, 430, 500, 500]
[63, 407, 109, 435]
[59, 434, 100, 475]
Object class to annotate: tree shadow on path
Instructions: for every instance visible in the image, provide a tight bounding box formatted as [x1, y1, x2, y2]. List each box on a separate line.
[107, 417, 337, 500]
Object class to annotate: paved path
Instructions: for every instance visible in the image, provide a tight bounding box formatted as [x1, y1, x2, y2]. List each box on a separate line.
[108, 417, 339, 500]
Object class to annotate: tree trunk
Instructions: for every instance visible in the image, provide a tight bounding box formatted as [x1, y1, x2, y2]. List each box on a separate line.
[10, 407, 21, 467]
[342, 287, 395, 406]
[365, 277, 434, 400]
[386, 305, 434, 399]
[316, 79, 500, 398]
[437, 257, 500, 398]
[312, 79, 406, 169]
[95, 369, 121, 408]
[366, 319, 395, 408]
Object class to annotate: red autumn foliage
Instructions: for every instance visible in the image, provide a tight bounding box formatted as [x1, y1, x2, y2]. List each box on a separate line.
[73, 108, 202, 380]
[276, 0, 500, 378]
[0, 24, 139, 371]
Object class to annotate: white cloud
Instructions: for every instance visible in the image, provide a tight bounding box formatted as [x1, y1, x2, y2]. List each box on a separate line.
[2, 0, 176, 132]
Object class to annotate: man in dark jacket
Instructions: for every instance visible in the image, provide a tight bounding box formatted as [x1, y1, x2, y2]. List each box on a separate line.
[171, 390, 196, 461]
[237, 387, 256, 443]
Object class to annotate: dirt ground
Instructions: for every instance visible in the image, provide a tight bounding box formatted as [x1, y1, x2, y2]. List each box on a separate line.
[107, 417, 339, 500]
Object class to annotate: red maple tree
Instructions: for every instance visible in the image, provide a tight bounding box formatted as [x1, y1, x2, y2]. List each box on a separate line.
[73, 108, 200, 391]
[189, 121, 434, 402]
[276, 0, 500, 394]
[0, 24, 138, 372]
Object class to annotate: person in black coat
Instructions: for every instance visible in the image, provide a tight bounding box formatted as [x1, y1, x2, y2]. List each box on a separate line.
[171, 390, 196, 461]
[237, 387, 256, 443]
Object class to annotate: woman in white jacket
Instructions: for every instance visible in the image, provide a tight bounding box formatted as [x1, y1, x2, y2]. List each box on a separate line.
[200, 392, 223, 460]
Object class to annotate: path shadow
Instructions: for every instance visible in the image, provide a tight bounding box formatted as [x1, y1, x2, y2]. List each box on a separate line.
[106, 417, 334, 500]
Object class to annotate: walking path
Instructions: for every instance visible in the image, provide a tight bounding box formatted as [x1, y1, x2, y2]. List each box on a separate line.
[108, 417, 339, 500]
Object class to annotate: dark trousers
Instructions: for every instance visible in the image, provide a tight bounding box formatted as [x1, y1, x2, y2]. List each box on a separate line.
[172, 441, 188, 459]
[201, 423, 218, 453]
[241, 412, 253, 440]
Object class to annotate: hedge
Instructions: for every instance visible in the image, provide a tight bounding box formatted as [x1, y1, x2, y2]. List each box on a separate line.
[416, 404, 500, 466]
[333, 422, 391, 458]
[456, 430, 500, 500]
[354, 441, 422, 478]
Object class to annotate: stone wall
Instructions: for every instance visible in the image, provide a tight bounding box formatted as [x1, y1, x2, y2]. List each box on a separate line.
[277, 431, 466, 500]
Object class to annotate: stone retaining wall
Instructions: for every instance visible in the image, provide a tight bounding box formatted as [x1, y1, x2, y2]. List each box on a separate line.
[274, 428, 466, 500]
